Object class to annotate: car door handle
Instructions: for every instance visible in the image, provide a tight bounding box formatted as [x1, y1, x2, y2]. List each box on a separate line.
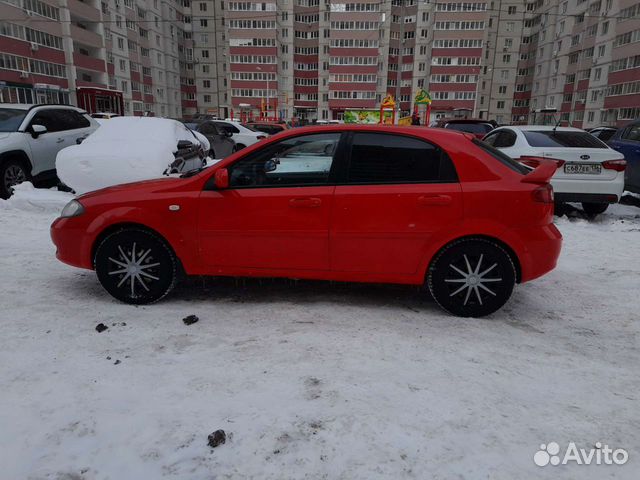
[56, 137, 65, 143]
[418, 195, 452, 206]
[289, 197, 322, 208]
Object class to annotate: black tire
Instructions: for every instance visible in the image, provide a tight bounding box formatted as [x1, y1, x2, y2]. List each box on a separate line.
[0, 159, 30, 200]
[209, 148, 216, 158]
[582, 202, 608, 217]
[94, 228, 178, 304]
[236, 143, 246, 150]
[428, 238, 516, 317]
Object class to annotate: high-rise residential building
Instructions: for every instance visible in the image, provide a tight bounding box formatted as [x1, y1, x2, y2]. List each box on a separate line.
[2, 0, 639, 127]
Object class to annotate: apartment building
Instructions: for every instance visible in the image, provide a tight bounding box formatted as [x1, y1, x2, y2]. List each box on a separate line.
[2, 0, 640, 126]
[0, 0, 192, 117]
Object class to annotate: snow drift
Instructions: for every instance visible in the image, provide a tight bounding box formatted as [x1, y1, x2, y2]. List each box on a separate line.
[56, 117, 208, 194]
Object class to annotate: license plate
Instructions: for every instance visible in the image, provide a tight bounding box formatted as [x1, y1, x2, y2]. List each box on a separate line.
[564, 163, 602, 175]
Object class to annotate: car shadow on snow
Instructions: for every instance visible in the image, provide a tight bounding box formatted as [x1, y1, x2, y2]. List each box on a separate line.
[173, 276, 437, 312]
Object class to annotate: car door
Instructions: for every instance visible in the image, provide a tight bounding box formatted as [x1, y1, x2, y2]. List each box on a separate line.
[198, 132, 344, 271]
[610, 124, 640, 192]
[197, 121, 226, 158]
[27, 109, 66, 175]
[330, 132, 463, 276]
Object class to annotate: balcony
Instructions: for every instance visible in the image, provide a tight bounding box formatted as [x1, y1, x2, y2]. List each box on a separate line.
[73, 53, 106, 72]
[67, 0, 101, 22]
[70, 24, 103, 49]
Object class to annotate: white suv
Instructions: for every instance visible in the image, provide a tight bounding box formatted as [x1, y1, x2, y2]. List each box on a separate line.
[0, 104, 99, 198]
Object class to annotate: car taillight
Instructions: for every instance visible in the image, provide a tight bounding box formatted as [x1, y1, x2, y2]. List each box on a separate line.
[532, 184, 554, 204]
[602, 159, 626, 171]
[519, 156, 565, 169]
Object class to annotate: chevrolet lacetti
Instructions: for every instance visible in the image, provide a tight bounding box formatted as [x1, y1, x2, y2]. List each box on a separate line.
[51, 125, 562, 317]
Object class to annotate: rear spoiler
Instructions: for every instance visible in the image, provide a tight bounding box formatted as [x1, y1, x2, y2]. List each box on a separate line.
[521, 160, 559, 184]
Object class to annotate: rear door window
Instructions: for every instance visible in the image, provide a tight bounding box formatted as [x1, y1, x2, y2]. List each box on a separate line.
[347, 133, 458, 184]
[523, 130, 607, 148]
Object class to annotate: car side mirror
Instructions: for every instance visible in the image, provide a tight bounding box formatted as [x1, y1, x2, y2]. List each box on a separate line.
[224, 130, 233, 138]
[214, 168, 229, 189]
[264, 159, 278, 173]
[31, 124, 47, 138]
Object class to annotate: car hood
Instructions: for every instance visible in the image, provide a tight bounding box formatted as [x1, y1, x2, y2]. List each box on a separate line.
[0, 132, 15, 140]
[78, 176, 187, 201]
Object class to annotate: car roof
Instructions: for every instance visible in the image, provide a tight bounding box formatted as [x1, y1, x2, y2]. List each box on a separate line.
[261, 124, 475, 141]
[498, 125, 585, 132]
[1, 103, 33, 110]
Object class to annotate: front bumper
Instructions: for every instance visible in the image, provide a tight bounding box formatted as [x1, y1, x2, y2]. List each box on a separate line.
[50, 217, 94, 270]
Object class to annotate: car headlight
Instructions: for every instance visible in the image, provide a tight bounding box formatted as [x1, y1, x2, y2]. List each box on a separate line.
[60, 200, 85, 218]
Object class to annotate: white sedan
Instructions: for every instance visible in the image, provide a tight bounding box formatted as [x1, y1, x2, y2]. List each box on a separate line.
[482, 126, 626, 216]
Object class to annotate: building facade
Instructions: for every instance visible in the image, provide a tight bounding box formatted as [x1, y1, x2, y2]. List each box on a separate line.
[1, 0, 639, 127]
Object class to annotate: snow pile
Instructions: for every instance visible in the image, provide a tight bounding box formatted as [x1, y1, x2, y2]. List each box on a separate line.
[56, 117, 207, 194]
[0, 182, 72, 214]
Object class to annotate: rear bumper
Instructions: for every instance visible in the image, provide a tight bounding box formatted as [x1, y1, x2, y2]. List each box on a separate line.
[517, 223, 563, 283]
[555, 192, 619, 204]
[551, 172, 624, 202]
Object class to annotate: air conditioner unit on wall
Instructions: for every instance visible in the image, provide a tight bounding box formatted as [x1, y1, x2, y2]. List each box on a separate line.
[19, 71, 29, 78]
[30, 42, 38, 51]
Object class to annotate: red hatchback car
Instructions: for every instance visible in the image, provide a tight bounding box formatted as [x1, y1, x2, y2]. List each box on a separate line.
[51, 125, 562, 317]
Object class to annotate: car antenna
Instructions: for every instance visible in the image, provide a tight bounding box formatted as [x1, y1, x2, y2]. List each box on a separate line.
[552, 116, 561, 134]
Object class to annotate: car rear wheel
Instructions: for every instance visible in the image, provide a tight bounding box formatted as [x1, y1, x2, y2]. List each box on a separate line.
[94, 228, 178, 305]
[1, 160, 29, 200]
[428, 238, 516, 317]
[236, 143, 246, 150]
[582, 202, 608, 217]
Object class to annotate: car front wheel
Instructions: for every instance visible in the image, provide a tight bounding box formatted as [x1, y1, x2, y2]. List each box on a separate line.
[1, 160, 29, 199]
[582, 202, 608, 217]
[428, 238, 516, 317]
[94, 228, 178, 304]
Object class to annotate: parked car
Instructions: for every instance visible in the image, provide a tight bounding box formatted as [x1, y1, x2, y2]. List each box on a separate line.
[0, 104, 99, 199]
[56, 117, 209, 195]
[190, 113, 219, 122]
[182, 120, 236, 158]
[90, 112, 121, 120]
[51, 125, 562, 317]
[608, 119, 640, 194]
[588, 126, 618, 143]
[483, 126, 626, 216]
[210, 120, 267, 149]
[434, 118, 498, 139]
[245, 121, 289, 135]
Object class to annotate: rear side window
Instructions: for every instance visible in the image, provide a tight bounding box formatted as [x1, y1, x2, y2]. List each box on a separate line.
[347, 133, 457, 184]
[198, 122, 219, 135]
[523, 130, 607, 148]
[622, 125, 640, 142]
[215, 122, 240, 134]
[473, 139, 530, 175]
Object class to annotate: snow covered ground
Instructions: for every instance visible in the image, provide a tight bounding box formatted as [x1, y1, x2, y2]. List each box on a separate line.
[1, 185, 639, 479]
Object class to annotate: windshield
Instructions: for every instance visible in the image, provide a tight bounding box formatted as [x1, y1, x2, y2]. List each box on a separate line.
[445, 123, 494, 134]
[523, 130, 607, 148]
[0, 108, 27, 132]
